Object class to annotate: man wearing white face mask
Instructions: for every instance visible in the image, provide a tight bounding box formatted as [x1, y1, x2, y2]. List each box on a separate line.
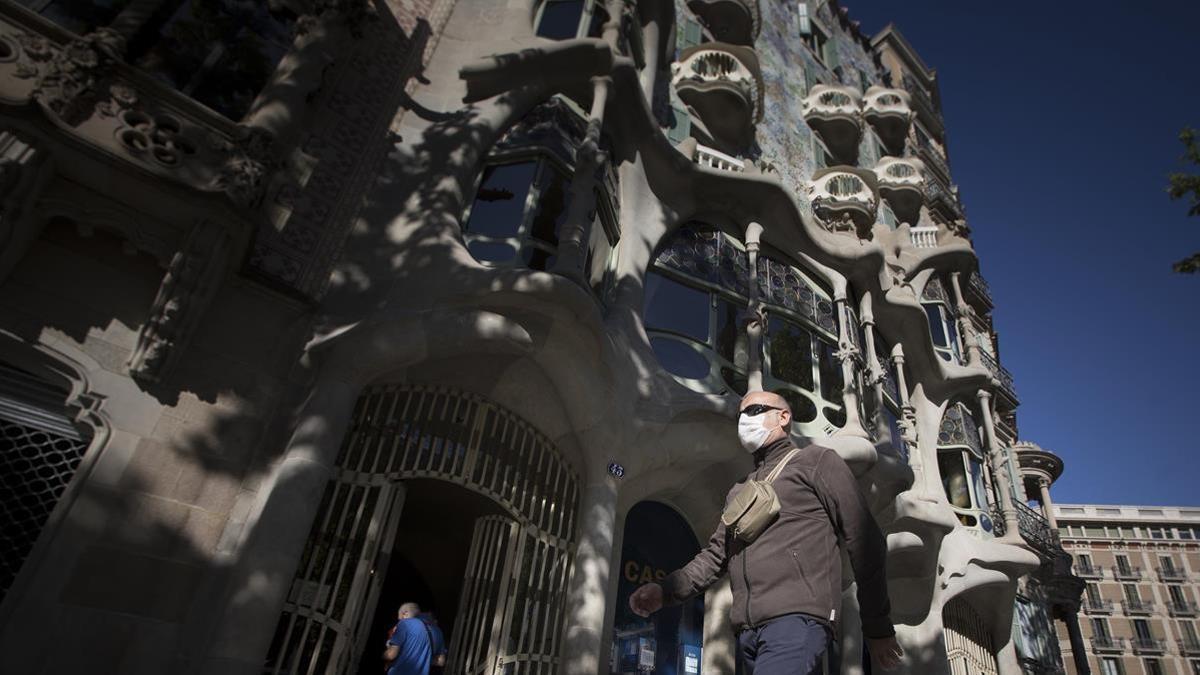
[629, 391, 903, 674]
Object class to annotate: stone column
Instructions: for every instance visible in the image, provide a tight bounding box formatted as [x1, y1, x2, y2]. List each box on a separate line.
[977, 390, 1022, 544]
[561, 473, 619, 675]
[702, 577, 736, 674]
[551, 79, 609, 285]
[834, 290, 869, 438]
[744, 221, 765, 392]
[1063, 612, 1091, 674]
[948, 272, 982, 366]
[859, 292, 885, 439]
[1038, 478, 1058, 528]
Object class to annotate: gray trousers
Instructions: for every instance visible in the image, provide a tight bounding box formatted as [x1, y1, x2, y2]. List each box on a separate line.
[737, 613, 831, 675]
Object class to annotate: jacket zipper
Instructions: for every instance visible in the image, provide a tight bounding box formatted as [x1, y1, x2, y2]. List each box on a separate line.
[744, 457, 766, 628]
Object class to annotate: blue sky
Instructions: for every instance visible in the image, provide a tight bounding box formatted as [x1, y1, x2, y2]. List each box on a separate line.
[847, 1, 1200, 506]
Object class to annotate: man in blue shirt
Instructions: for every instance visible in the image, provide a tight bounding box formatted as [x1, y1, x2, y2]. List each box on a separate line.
[383, 603, 445, 675]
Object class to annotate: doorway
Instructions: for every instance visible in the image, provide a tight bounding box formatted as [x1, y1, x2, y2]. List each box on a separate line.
[263, 384, 581, 675]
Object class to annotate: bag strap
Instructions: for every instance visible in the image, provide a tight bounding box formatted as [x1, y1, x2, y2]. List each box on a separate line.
[765, 447, 802, 483]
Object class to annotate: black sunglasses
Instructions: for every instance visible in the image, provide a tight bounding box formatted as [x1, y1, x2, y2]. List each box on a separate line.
[739, 404, 783, 417]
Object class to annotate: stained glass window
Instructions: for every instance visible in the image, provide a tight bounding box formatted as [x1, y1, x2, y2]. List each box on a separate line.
[922, 276, 962, 364]
[937, 403, 990, 530]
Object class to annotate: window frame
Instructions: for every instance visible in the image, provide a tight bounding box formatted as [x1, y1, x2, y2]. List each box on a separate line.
[534, 0, 604, 41]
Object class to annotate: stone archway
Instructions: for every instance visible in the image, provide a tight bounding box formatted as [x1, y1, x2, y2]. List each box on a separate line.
[262, 384, 580, 675]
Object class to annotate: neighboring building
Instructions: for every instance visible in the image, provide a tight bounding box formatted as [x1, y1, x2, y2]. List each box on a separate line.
[1054, 505, 1200, 675]
[0, 1, 1084, 674]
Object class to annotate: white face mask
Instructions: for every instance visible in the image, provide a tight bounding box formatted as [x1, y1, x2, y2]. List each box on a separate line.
[737, 412, 777, 452]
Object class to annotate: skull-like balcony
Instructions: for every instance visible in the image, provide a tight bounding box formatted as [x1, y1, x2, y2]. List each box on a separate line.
[801, 85, 862, 165]
[873, 156, 925, 226]
[672, 44, 763, 154]
[687, 0, 760, 46]
[863, 86, 914, 156]
[807, 167, 878, 238]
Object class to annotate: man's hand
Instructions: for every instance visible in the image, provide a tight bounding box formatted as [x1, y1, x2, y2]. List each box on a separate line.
[867, 635, 904, 670]
[629, 583, 664, 617]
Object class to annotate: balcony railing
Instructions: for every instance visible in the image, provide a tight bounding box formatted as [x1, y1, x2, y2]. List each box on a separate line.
[1082, 598, 1114, 614]
[901, 74, 944, 137]
[909, 225, 938, 249]
[977, 349, 1017, 400]
[1012, 500, 1063, 560]
[1157, 566, 1187, 582]
[1130, 637, 1166, 654]
[1075, 562, 1103, 579]
[1089, 636, 1125, 653]
[1112, 566, 1142, 581]
[1168, 600, 1200, 617]
[966, 271, 993, 308]
[686, 0, 761, 46]
[693, 143, 745, 172]
[1123, 598, 1155, 615]
[922, 174, 964, 221]
[1180, 637, 1200, 656]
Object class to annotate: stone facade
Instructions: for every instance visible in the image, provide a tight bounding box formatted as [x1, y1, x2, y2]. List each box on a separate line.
[0, 0, 1082, 674]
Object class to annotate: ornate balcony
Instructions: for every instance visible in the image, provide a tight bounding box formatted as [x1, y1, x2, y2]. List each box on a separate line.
[806, 166, 878, 238]
[1157, 566, 1187, 582]
[1112, 566, 1142, 581]
[1130, 637, 1165, 654]
[672, 43, 763, 153]
[801, 84, 862, 164]
[909, 225, 938, 249]
[977, 349, 1017, 401]
[692, 142, 746, 172]
[1082, 598, 1114, 614]
[1123, 598, 1155, 615]
[965, 271, 993, 309]
[1075, 561, 1103, 579]
[687, 0, 760, 46]
[923, 175, 965, 222]
[863, 86, 913, 155]
[1089, 636, 1125, 654]
[1169, 600, 1199, 617]
[874, 156, 925, 225]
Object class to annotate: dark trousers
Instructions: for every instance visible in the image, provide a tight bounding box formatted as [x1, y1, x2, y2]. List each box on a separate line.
[738, 613, 830, 675]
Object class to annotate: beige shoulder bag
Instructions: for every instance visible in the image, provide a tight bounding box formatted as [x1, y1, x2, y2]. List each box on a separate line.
[721, 447, 802, 544]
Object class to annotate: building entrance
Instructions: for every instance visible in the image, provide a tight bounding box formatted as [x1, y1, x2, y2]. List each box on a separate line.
[263, 385, 581, 675]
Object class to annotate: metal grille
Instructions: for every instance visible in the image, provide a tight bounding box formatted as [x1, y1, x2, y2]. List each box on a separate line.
[943, 597, 999, 675]
[0, 362, 89, 606]
[264, 385, 579, 675]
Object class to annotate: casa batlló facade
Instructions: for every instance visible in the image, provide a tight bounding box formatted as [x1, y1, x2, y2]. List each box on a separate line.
[0, 0, 1088, 673]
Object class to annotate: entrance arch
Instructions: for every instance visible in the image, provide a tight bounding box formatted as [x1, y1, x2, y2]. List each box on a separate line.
[263, 384, 580, 675]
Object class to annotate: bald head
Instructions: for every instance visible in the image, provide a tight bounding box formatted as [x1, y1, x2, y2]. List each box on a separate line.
[738, 391, 792, 449]
[398, 602, 421, 619]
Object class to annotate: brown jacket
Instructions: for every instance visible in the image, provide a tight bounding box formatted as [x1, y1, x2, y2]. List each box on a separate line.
[661, 437, 894, 637]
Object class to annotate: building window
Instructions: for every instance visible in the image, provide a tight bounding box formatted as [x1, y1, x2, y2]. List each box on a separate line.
[1098, 657, 1123, 675]
[1116, 554, 1134, 575]
[1133, 619, 1152, 642]
[676, 14, 704, 57]
[936, 403, 989, 530]
[644, 224, 846, 435]
[1077, 553, 1095, 574]
[1092, 617, 1111, 639]
[920, 277, 963, 364]
[535, 0, 605, 40]
[1190, 659, 1200, 675]
[1085, 583, 1102, 604]
[799, 7, 831, 67]
[462, 156, 618, 288]
[1123, 584, 1141, 606]
[1143, 660, 1163, 675]
[19, 0, 296, 120]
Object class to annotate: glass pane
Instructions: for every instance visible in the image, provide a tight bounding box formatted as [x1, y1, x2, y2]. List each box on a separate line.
[644, 272, 709, 342]
[767, 316, 814, 391]
[465, 162, 537, 239]
[467, 239, 517, 265]
[536, 0, 584, 40]
[774, 389, 817, 424]
[938, 451, 971, 509]
[817, 338, 843, 403]
[528, 164, 570, 246]
[968, 457, 988, 509]
[714, 297, 747, 368]
[650, 338, 710, 380]
[924, 304, 948, 347]
[38, 0, 130, 34]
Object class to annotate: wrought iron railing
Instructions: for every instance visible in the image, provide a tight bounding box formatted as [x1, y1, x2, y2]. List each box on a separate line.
[901, 74, 941, 132]
[1123, 598, 1155, 615]
[1130, 637, 1165, 654]
[1011, 500, 1062, 559]
[1112, 565, 1142, 581]
[1074, 561, 1103, 578]
[1082, 598, 1114, 614]
[977, 349, 1017, 399]
[1156, 566, 1187, 582]
[1089, 636, 1124, 653]
[966, 271, 993, 307]
[1169, 600, 1200, 617]
[923, 175, 964, 220]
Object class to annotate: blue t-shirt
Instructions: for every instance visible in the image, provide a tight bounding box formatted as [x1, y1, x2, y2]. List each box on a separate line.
[386, 618, 432, 675]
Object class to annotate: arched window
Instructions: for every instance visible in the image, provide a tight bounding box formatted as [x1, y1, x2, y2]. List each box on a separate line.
[462, 153, 618, 295]
[936, 402, 992, 532]
[921, 276, 962, 364]
[643, 224, 846, 434]
[534, 0, 605, 40]
[19, 0, 296, 120]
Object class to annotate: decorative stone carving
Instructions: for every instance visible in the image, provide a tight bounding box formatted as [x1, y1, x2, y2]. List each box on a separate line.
[127, 219, 231, 383]
[874, 156, 925, 226]
[862, 85, 913, 156]
[671, 43, 763, 153]
[30, 33, 121, 126]
[806, 166, 878, 237]
[211, 126, 277, 208]
[801, 84, 863, 164]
